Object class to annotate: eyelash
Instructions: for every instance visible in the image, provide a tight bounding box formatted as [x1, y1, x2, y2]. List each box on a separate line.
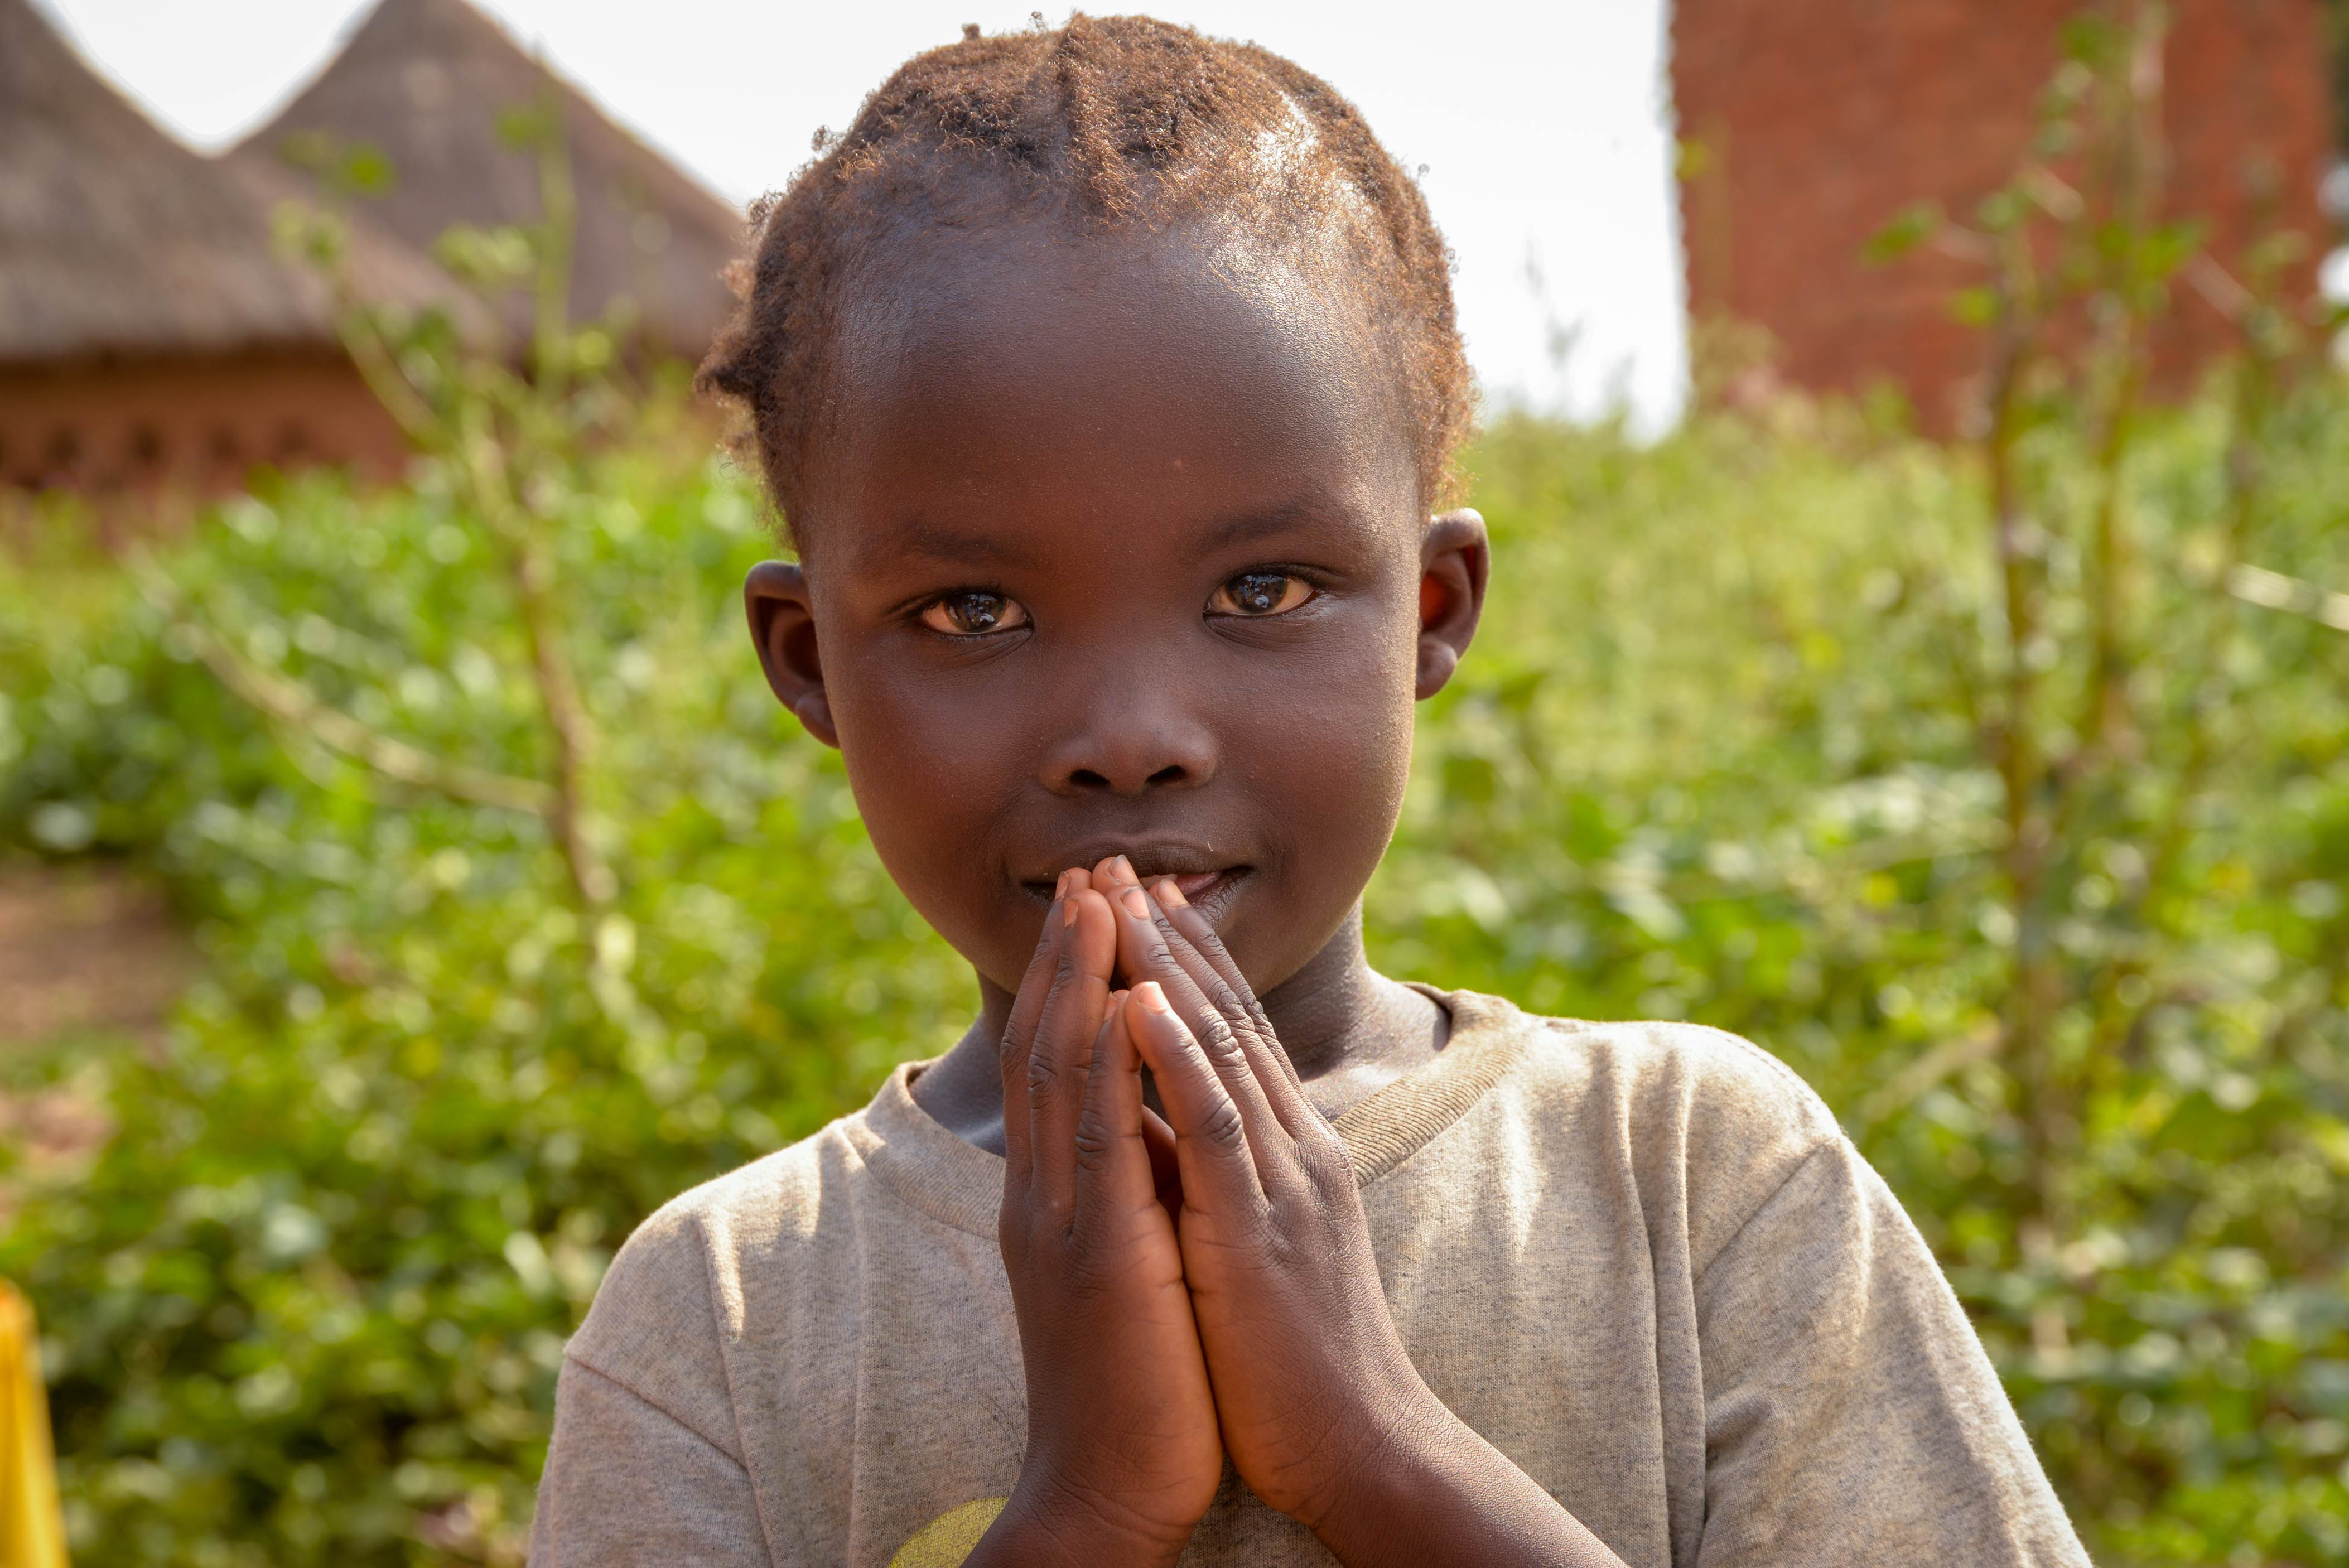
[1206, 569, 1318, 619]
[918, 589, 1029, 638]
[914, 569, 1323, 638]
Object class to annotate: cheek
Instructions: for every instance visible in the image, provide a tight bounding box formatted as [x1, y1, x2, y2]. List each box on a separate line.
[825, 654, 1030, 964]
[1216, 602, 1420, 977]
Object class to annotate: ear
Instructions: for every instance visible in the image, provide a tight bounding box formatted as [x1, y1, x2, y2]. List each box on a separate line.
[1416, 507, 1488, 699]
[745, 559, 840, 747]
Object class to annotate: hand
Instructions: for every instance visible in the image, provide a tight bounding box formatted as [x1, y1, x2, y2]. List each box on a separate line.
[972, 871, 1223, 1568]
[1094, 858, 1630, 1568]
[1091, 857, 1436, 1531]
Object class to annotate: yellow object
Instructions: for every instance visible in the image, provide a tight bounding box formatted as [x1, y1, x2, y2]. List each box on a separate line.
[889, 1497, 1007, 1567]
[0, 1282, 68, 1568]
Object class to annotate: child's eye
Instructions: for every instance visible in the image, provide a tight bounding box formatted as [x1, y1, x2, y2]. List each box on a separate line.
[1207, 571, 1315, 618]
[920, 590, 1031, 636]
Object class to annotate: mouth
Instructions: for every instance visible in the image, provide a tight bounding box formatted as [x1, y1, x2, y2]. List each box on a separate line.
[1021, 844, 1253, 918]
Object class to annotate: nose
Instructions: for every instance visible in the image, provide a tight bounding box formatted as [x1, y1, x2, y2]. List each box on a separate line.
[1040, 676, 1218, 797]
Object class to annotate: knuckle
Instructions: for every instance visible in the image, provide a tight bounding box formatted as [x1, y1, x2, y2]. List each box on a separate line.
[1205, 977, 1248, 1020]
[1071, 1117, 1115, 1171]
[1198, 1095, 1247, 1151]
[1197, 1015, 1245, 1065]
[1304, 1133, 1357, 1188]
[1025, 1054, 1060, 1098]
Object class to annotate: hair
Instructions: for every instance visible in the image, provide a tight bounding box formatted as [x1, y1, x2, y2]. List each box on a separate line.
[697, 14, 1473, 536]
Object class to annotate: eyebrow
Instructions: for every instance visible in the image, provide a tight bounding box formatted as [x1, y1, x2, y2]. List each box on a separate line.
[874, 519, 1034, 570]
[869, 490, 1369, 570]
[1197, 494, 1367, 553]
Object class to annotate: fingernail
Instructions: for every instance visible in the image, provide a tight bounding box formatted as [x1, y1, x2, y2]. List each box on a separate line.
[1111, 855, 1137, 884]
[1118, 885, 1151, 918]
[1063, 898, 1080, 928]
[1133, 981, 1169, 1013]
[1054, 870, 1073, 899]
[1152, 877, 1188, 909]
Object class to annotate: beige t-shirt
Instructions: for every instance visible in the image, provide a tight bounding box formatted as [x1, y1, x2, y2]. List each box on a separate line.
[532, 991, 2088, 1567]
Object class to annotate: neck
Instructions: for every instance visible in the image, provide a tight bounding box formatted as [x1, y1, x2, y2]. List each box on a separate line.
[925, 905, 1444, 1150]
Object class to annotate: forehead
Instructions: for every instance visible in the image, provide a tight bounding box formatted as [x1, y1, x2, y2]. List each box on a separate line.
[795, 219, 1419, 569]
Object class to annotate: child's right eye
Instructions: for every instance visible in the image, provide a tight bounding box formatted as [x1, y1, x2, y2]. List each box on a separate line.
[920, 591, 1032, 636]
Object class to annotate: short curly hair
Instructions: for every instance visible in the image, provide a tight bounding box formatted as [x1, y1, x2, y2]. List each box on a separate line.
[697, 14, 1474, 535]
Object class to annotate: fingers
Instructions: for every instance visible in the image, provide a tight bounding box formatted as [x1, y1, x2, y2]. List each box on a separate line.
[999, 874, 1081, 1194]
[1005, 869, 1088, 1065]
[1101, 871, 1293, 1176]
[1146, 878, 1311, 1111]
[1124, 982, 1267, 1223]
[1070, 989, 1163, 1233]
[1025, 885, 1117, 1218]
[1141, 1106, 1183, 1228]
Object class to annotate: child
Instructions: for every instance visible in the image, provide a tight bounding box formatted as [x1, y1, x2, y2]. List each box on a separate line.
[532, 17, 2089, 1566]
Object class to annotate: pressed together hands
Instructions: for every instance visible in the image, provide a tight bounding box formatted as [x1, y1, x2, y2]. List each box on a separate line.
[976, 857, 1627, 1568]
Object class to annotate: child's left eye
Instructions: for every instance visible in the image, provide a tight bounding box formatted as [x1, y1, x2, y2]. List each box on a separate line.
[1207, 571, 1315, 617]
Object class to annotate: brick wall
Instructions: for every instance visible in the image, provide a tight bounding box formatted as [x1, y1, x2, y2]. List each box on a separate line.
[1672, 0, 2338, 428]
[0, 351, 409, 493]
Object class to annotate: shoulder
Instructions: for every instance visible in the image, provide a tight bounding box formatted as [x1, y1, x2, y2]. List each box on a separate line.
[1464, 994, 1841, 1158]
[1452, 993, 1847, 1268]
[561, 1115, 869, 1450]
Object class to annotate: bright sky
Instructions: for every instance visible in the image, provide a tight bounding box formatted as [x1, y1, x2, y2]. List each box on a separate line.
[36, 0, 1690, 427]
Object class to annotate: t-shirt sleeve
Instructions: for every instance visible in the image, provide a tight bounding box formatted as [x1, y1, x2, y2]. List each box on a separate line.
[1692, 1136, 2090, 1567]
[530, 1189, 780, 1565]
[530, 1357, 772, 1567]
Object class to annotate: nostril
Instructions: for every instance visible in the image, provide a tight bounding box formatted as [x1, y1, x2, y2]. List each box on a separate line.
[1070, 768, 1111, 790]
[1146, 764, 1186, 787]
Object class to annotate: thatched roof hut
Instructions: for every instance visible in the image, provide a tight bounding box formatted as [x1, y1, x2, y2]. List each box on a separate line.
[0, 0, 450, 364]
[0, 0, 462, 489]
[231, 0, 745, 361]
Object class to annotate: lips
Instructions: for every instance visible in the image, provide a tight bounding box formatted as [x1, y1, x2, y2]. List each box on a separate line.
[1164, 867, 1232, 902]
[1020, 842, 1252, 915]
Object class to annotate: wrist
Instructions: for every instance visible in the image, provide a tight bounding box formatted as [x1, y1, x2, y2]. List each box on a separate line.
[1297, 1395, 1626, 1568]
[1286, 1381, 1452, 1539]
[971, 1466, 1198, 1568]
[1296, 1394, 1478, 1565]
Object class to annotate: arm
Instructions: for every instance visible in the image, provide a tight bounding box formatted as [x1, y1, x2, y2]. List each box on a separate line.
[1103, 865, 1629, 1568]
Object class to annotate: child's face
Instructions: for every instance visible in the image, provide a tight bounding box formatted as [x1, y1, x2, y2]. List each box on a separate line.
[748, 221, 1482, 999]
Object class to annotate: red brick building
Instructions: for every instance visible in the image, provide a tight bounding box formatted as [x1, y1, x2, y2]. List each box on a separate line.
[1672, 0, 2338, 427]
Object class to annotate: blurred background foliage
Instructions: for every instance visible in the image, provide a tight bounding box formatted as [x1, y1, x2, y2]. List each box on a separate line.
[4, 9, 2349, 1566]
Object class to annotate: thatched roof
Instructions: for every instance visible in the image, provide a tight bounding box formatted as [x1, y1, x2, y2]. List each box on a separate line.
[0, 0, 457, 364]
[231, 0, 745, 360]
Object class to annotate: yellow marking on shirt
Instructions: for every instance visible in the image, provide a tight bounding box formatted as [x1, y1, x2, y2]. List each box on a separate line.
[890, 1497, 1009, 1567]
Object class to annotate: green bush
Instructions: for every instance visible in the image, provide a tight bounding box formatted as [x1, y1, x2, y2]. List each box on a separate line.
[1382, 391, 2349, 1563]
[1, 441, 971, 1565]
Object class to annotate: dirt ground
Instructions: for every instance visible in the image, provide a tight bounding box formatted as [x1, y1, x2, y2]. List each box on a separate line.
[0, 860, 190, 1175]
[0, 861, 187, 1044]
